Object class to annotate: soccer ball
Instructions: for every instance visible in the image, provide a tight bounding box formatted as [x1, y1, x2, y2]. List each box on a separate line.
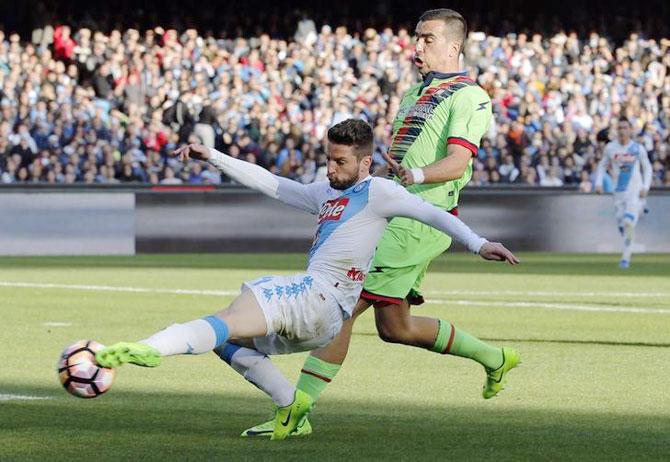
[57, 340, 115, 398]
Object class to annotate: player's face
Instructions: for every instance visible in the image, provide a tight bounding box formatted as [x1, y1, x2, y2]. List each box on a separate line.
[617, 122, 631, 141]
[413, 20, 460, 75]
[326, 143, 371, 190]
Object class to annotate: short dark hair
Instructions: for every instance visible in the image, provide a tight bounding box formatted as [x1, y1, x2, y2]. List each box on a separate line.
[419, 8, 467, 54]
[618, 116, 631, 126]
[327, 119, 373, 160]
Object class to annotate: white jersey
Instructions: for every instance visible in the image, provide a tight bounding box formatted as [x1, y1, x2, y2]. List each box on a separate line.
[209, 149, 486, 316]
[595, 140, 652, 195]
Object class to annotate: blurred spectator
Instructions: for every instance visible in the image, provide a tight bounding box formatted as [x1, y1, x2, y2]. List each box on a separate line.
[498, 155, 520, 183]
[160, 166, 182, 185]
[579, 171, 593, 192]
[53, 25, 75, 61]
[541, 167, 565, 187]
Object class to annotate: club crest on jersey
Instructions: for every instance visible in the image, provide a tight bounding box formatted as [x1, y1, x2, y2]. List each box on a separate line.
[318, 198, 349, 223]
[346, 267, 366, 282]
[353, 182, 367, 193]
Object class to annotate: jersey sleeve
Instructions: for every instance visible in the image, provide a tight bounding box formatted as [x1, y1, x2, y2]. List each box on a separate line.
[443, 85, 492, 156]
[595, 143, 612, 189]
[277, 181, 328, 215]
[369, 179, 487, 253]
[208, 148, 323, 214]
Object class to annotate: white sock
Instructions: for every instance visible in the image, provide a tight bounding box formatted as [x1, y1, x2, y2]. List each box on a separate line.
[141, 316, 229, 356]
[622, 220, 635, 262]
[215, 343, 295, 407]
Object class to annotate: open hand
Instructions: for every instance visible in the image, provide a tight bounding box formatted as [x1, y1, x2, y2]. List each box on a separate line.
[479, 242, 520, 265]
[172, 144, 211, 163]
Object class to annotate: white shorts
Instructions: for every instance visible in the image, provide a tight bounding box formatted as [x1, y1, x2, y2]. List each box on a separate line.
[242, 273, 344, 355]
[614, 191, 641, 225]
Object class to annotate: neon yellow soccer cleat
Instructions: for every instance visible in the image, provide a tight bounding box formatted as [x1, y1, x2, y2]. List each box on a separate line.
[95, 342, 161, 368]
[241, 416, 312, 438]
[271, 390, 314, 441]
[483, 347, 520, 399]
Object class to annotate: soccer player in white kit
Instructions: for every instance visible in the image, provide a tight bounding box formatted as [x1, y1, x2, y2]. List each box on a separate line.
[95, 119, 519, 439]
[595, 117, 652, 268]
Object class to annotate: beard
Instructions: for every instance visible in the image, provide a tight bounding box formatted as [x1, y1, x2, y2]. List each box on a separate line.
[328, 174, 359, 190]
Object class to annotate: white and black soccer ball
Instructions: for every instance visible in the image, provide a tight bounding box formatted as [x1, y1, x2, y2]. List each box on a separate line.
[57, 340, 115, 398]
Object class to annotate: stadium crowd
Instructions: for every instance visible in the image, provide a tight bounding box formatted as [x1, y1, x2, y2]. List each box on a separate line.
[0, 19, 669, 188]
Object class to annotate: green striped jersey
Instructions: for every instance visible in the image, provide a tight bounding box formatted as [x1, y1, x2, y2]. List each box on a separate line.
[389, 71, 492, 209]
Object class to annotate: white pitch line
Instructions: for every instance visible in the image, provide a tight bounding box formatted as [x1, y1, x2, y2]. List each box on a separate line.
[1, 281, 666, 299]
[0, 394, 52, 402]
[1, 281, 668, 315]
[0, 281, 237, 296]
[425, 299, 670, 314]
[44, 322, 72, 327]
[424, 290, 670, 298]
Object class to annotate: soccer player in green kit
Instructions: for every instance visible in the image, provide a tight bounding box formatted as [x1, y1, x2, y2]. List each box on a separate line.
[242, 8, 520, 437]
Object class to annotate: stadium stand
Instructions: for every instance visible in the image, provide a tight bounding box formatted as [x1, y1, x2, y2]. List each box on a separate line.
[0, 0, 668, 187]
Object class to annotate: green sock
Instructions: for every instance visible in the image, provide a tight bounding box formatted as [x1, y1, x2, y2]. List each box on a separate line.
[431, 320, 502, 370]
[296, 355, 342, 402]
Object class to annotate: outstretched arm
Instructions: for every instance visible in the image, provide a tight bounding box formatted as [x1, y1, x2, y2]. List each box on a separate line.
[371, 180, 519, 264]
[173, 144, 321, 214]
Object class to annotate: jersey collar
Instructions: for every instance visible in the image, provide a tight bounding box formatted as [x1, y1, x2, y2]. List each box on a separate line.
[342, 175, 372, 195]
[419, 70, 468, 95]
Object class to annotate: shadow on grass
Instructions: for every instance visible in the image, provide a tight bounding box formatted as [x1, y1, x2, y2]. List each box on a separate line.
[0, 253, 669, 277]
[1, 384, 668, 461]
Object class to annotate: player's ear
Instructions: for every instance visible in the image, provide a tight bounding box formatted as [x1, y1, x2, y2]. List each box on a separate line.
[448, 40, 461, 59]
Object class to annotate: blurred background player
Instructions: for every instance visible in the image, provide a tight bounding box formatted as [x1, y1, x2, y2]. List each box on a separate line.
[242, 8, 518, 438]
[595, 117, 652, 268]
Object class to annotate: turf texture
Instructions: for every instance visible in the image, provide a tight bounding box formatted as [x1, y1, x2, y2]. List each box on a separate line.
[0, 253, 668, 461]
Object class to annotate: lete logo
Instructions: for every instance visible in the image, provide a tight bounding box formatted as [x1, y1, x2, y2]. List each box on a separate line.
[318, 198, 349, 223]
[346, 267, 366, 282]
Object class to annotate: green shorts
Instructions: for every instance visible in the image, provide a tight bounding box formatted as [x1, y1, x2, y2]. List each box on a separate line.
[361, 216, 452, 305]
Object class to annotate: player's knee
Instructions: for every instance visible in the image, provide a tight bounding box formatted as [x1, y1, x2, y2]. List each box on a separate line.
[623, 212, 636, 225]
[376, 322, 411, 344]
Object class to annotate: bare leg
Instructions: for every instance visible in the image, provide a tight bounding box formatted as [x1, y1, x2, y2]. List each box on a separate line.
[291, 298, 372, 404]
[374, 299, 438, 349]
[309, 298, 371, 364]
[215, 289, 268, 339]
[373, 299, 504, 370]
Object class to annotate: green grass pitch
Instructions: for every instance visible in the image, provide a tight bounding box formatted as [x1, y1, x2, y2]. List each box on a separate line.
[0, 253, 669, 461]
